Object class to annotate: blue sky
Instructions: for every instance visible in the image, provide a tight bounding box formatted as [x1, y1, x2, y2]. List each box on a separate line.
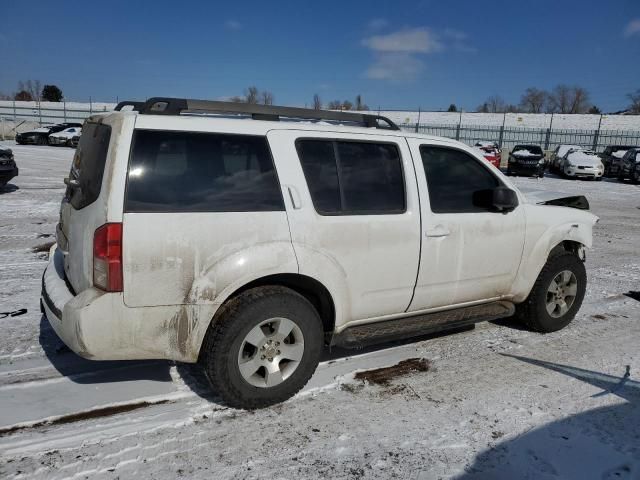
[1, 0, 639, 111]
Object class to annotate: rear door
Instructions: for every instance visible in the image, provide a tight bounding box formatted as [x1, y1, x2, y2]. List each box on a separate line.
[407, 139, 525, 310]
[267, 130, 421, 324]
[121, 125, 297, 307]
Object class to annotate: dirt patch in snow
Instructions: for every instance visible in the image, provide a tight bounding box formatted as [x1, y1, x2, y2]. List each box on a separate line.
[354, 358, 430, 386]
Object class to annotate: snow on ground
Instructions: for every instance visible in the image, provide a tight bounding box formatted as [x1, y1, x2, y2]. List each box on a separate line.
[0, 142, 639, 479]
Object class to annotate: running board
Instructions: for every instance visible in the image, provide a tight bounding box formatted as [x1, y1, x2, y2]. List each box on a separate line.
[332, 301, 515, 348]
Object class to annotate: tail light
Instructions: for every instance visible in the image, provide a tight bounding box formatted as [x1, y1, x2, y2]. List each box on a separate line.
[93, 223, 123, 292]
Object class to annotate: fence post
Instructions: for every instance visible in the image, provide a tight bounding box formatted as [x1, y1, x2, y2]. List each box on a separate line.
[63, 101, 67, 122]
[544, 113, 554, 151]
[415, 107, 421, 133]
[455, 110, 462, 141]
[12, 100, 16, 121]
[38, 101, 42, 126]
[592, 114, 603, 151]
[497, 112, 507, 148]
[89, 96, 93, 115]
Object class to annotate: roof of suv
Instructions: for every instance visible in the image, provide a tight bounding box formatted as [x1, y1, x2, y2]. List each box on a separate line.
[100, 100, 457, 145]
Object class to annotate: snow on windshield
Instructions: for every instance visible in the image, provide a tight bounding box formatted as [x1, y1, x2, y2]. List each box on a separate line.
[612, 149, 628, 158]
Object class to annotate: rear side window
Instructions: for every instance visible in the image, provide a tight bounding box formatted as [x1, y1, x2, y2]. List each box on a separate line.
[296, 139, 405, 215]
[420, 146, 500, 214]
[125, 130, 284, 212]
[68, 122, 112, 209]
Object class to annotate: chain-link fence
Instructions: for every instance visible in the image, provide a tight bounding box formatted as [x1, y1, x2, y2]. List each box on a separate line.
[401, 123, 640, 152]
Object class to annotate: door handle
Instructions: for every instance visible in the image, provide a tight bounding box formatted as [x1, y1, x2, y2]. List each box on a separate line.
[425, 225, 450, 238]
[286, 185, 302, 210]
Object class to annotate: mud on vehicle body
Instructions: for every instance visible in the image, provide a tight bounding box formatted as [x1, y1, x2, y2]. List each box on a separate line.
[42, 98, 598, 409]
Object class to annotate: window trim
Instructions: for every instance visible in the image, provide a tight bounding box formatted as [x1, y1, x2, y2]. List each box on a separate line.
[123, 128, 286, 213]
[419, 144, 505, 215]
[294, 137, 408, 216]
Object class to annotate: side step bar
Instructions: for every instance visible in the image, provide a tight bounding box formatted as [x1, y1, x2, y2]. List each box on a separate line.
[332, 301, 515, 348]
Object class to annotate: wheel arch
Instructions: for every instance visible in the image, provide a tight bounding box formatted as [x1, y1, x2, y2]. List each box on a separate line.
[196, 273, 336, 362]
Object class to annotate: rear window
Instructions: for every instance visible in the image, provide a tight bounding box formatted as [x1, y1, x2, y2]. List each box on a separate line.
[125, 130, 284, 212]
[296, 139, 405, 215]
[68, 122, 112, 209]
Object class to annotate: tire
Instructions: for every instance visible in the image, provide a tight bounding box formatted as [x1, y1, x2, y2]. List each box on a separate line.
[516, 252, 586, 333]
[200, 286, 324, 409]
[632, 168, 640, 185]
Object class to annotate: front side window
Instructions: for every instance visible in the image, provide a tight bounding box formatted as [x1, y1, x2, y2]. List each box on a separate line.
[125, 130, 284, 212]
[420, 146, 500, 214]
[296, 139, 405, 215]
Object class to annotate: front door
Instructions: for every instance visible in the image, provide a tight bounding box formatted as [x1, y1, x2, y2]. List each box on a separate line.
[407, 139, 526, 311]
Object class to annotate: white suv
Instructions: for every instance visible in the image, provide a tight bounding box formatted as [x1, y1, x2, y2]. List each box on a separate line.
[42, 98, 598, 409]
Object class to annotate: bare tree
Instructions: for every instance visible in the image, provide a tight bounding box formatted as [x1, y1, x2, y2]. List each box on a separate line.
[260, 90, 274, 105]
[477, 95, 507, 113]
[519, 87, 547, 113]
[313, 94, 322, 110]
[546, 85, 590, 114]
[244, 86, 259, 104]
[341, 100, 353, 111]
[628, 89, 640, 114]
[327, 100, 342, 110]
[0, 91, 10, 100]
[569, 86, 590, 114]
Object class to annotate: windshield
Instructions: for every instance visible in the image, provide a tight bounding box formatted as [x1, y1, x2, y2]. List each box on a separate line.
[513, 145, 542, 155]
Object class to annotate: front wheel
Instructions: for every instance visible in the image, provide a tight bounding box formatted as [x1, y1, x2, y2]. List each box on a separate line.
[516, 252, 586, 333]
[200, 286, 324, 409]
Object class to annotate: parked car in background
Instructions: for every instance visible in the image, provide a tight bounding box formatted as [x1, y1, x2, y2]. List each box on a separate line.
[473, 141, 502, 168]
[560, 149, 604, 180]
[599, 145, 637, 177]
[617, 147, 640, 183]
[507, 144, 545, 177]
[549, 144, 582, 173]
[49, 127, 82, 146]
[0, 146, 18, 187]
[16, 123, 83, 145]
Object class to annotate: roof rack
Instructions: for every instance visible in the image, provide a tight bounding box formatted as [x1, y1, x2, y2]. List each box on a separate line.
[114, 97, 399, 130]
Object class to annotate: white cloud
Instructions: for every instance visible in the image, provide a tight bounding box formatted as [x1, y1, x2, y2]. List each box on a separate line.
[624, 19, 640, 37]
[224, 20, 242, 30]
[364, 53, 424, 81]
[368, 18, 388, 30]
[361, 28, 443, 53]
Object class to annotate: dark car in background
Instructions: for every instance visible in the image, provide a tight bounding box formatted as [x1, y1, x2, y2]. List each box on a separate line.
[599, 145, 637, 177]
[617, 147, 640, 183]
[15, 123, 83, 145]
[507, 144, 545, 177]
[0, 147, 18, 187]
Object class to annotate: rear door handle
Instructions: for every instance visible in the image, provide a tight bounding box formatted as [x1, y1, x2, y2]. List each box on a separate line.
[286, 185, 302, 210]
[425, 225, 450, 238]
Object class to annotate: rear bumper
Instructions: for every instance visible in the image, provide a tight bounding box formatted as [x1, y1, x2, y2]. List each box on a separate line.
[41, 245, 207, 362]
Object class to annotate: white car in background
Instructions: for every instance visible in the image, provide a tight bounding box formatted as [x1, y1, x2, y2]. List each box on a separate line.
[549, 144, 582, 173]
[560, 149, 604, 180]
[48, 127, 82, 147]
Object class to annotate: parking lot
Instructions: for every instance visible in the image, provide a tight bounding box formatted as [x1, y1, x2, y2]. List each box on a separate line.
[0, 142, 639, 479]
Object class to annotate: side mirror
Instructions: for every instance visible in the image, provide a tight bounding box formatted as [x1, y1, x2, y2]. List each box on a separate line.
[492, 186, 518, 212]
[473, 186, 518, 213]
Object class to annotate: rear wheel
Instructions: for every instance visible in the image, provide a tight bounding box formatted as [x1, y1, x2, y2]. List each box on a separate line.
[516, 252, 586, 333]
[632, 168, 640, 184]
[200, 286, 324, 409]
